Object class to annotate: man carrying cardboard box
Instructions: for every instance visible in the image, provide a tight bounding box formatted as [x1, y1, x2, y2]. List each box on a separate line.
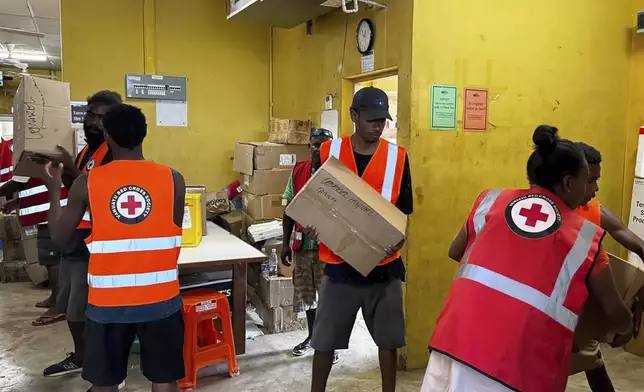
[304, 87, 413, 392]
[42, 104, 186, 392]
[281, 128, 337, 360]
[570, 142, 644, 392]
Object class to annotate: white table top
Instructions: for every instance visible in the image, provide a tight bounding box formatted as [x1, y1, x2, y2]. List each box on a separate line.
[178, 221, 265, 267]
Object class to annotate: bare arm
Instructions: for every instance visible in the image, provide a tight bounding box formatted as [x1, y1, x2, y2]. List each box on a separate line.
[601, 206, 644, 261]
[449, 226, 468, 262]
[47, 173, 88, 246]
[587, 261, 633, 335]
[172, 170, 186, 228]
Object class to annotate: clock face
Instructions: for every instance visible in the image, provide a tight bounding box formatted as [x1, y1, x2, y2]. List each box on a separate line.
[357, 19, 373, 54]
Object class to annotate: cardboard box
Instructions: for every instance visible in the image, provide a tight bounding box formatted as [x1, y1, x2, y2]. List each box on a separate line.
[0, 214, 37, 241]
[259, 274, 294, 308]
[12, 75, 73, 177]
[243, 193, 285, 220]
[285, 157, 407, 276]
[269, 118, 311, 145]
[181, 193, 203, 247]
[215, 210, 243, 238]
[240, 169, 291, 196]
[25, 262, 48, 286]
[249, 287, 306, 334]
[574, 253, 644, 350]
[186, 185, 208, 235]
[233, 142, 310, 175]
[261, 239, 291, 277]
[4, 237, 37, 263]
[206, 191, 230, 216]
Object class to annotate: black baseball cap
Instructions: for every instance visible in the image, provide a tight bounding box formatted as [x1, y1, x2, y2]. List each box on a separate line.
[351, 87, 392, 121]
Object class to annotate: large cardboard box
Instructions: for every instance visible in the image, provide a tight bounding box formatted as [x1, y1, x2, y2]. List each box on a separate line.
[233, 142, 310, 175]
[574, 253, 644, 350]
[0, 214, 37, 241]
[269, 118, 311, 145]
[12, 75, 73, 177]
[240, 169, 291, 196]
[186, 185, 208, 235]
[285, 157, 407, 276]
[242, 193, 285, 220]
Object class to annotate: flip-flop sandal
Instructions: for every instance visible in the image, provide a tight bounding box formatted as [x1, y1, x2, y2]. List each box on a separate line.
[31, 314, 66, 327]
[35, 299, 52, 309]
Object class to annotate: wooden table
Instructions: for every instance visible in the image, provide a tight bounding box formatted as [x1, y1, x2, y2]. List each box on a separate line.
[178, 222, 265, 354]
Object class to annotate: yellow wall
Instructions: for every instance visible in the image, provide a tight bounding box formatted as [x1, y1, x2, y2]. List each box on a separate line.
[60, 0, 270, 191]
[406, 0, 635, 368]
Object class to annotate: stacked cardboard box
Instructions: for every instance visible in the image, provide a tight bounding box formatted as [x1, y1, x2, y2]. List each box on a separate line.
[233, 142, 309, 240]
[269, 118, 311, 145]
[249, 273, 305, 333]
[0, 215, 40, 283]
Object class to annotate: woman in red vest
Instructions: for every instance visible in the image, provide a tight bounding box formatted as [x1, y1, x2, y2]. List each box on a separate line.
[422, 126, 634, 392]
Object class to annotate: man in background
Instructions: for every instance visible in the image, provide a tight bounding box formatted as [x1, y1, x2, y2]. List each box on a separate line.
[572, 142, 644, 392]
[281, 128, 338, 362]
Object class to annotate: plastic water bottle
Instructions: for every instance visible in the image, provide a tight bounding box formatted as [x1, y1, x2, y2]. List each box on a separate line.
[261, 248, 269, 277]
[268, 249, 279, 276]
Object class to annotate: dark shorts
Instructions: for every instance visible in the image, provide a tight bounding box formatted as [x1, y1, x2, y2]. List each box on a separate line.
[82, 310, 186, 387]
[56, 258, 89, 321]
[37, 226, 61, 267]
[311, 276, 405, 351]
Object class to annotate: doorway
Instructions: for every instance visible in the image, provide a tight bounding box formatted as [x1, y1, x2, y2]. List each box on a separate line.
[354, 75, 398, 144]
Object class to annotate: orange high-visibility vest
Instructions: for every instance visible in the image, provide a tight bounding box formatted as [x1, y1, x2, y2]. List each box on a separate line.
[318, 136, 406, 265]
[76, 142, 110, 229]
[574, 199, 601, 226]
[85, 160, 182, 307]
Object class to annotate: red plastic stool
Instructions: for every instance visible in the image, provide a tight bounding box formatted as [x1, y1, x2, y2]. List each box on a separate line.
[179, 288, 239, 389]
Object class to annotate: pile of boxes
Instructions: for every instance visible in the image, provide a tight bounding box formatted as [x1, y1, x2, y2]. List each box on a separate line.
[0, 215, 40, 284]
[227, 118, 311, 333]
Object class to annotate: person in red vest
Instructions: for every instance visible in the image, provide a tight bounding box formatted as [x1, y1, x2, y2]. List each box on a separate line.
[41, 104, 186, 392]
[281, 128, 337, 360]
[422, 126, 634, 392]
[305, 87, 412, 392]
[570, 142, 644, 392]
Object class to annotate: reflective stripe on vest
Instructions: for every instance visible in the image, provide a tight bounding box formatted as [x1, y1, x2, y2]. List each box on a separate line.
[86, 235, 182, 254]
[329, 138, 401, 202]
[19, 198, 68, 216]
[457, 218, 597, 332]
[88, 268, 178, 289]
[0, 166, 12, 176]
[473, 189, 503, 235]
[19, 184, 48, 198]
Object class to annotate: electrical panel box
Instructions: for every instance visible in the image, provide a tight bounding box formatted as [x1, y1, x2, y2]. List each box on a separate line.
[125, 74, 187, 101]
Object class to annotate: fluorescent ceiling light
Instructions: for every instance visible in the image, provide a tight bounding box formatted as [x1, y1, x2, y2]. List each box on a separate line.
[0, 51, 48, 62]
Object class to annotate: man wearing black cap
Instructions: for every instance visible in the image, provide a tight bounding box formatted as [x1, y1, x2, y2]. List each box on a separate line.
[306, 87, 413, 392]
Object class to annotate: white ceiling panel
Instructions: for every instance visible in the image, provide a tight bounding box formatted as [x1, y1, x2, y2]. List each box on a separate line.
[0, 1, 30, 17]
[0, 32, 41, 49]
[34, 17, 58, 35]
[28, 0, 59, 19]
[0, 14, 35, 31]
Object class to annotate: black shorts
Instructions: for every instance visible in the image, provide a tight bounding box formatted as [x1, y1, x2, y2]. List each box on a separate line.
[82, 311, 185, 386]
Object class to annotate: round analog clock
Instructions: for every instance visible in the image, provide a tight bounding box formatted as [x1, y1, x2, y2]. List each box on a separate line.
[356, 18, 375, 55]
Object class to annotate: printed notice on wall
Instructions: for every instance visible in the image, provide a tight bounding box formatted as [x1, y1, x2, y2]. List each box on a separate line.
[156, 100, 188, 127]
[430, 85, 457, 130]
[463, 88, 488, 131]
[361, 52, 375, 73]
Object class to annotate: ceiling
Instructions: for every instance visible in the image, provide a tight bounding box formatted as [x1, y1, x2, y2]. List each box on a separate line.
[0, 0, 61, 71]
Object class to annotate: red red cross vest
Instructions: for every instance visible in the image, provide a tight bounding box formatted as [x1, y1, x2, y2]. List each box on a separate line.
[0, 139, 14, 186]
[18, 179, 69, 226]
[429, 187, 605, 392]
[291, 160, 312, 252]
[76, 142, 110, 229]
[318, 136, 406, 265]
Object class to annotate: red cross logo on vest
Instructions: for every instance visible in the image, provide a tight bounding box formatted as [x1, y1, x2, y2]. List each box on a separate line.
[110, 185, 153, 225]
[505, 194, 562, 238]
